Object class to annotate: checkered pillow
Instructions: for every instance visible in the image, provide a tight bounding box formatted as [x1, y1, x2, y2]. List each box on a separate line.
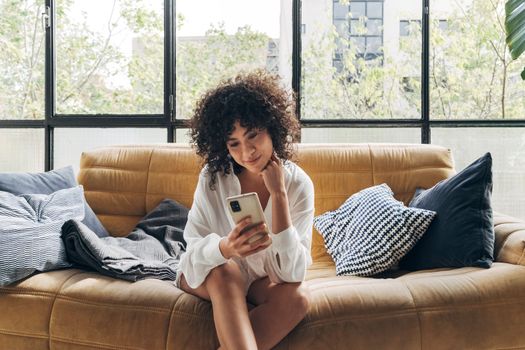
[314, 184, 436, 276]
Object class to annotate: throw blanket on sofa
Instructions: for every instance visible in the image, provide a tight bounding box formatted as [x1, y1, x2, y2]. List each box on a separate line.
[61, 199, 187, 282]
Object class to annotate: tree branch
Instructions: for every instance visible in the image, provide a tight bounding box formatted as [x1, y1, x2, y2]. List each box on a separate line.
[61, 0, 118, 104]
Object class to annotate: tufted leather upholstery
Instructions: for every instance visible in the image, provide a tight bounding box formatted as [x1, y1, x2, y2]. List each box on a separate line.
[1, 143, 525, 350]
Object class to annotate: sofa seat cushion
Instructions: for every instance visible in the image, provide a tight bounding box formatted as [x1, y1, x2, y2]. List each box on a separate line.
[2, 263, 525, 350]
[49, 271, 218, 350]
[0, 269, 82, 349]
[283, 262, 525, 350]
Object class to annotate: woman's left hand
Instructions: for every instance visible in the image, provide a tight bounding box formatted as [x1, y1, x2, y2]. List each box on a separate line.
[260, 153, 286, 195]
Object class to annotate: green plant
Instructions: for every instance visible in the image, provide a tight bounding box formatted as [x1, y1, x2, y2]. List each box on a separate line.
[505, 0, 525, 79]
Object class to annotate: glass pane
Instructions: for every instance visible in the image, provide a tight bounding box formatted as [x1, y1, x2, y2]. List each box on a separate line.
[350, 19, 363, 35]
[367, 3, 383, 18]
[399, 20, 410, 36]
[0, 1, 45, 120]
[54, 128, 166, 174]
[301, 127, 420, 143]
[175, 129, 191, 144]
[433, 128, 525, 219]
[0, 129, 44, 172]
[438, 19, 448, 31]
[335, 19, 348, 38]
[430, 0, 525, 120]
[350, 2, 366, 18]
[56, 0, 164, 114]
[302, 0, 421, 119]
[333, 2, 348, 20]
[367, 19, 382, 36]
[366, 37, 382, 53]
[351, 37, 366, 53]
[176, 0, 291, 119]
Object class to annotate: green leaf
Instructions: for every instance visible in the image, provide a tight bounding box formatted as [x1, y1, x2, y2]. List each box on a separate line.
[505, 0, 525, 60]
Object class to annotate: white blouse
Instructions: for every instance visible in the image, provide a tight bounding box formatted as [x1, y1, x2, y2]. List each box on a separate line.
[179, 161, 315, 289]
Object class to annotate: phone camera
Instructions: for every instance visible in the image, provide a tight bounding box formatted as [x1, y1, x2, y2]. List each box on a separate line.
[230, 200, 241, 212]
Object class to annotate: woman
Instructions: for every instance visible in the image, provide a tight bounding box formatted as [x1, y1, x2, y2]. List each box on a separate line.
[177, 70, 314, 350]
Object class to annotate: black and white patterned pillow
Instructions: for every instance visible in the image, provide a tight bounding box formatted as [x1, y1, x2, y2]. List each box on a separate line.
[314, 184, 436, 277]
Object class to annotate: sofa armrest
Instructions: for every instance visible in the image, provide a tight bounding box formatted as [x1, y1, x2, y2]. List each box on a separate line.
[494, 212, 525, 266]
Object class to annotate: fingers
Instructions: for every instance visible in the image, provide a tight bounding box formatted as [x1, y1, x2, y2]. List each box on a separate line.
[236, 222, 271, 257]
[260, 155, 280, 177]
[245, 237, 272, 256]
[232, 216, 253, 239]
[241, 233, 271, 257]
[241, 222, 268, 243]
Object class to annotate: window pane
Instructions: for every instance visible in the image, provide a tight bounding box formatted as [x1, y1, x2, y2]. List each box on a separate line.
[366, 37, 382, 53]
[367, 19, 382, 36]
[335, 19, 349, 38]
[301, 127, 420, 143]
[302, 0, 421, 119]
[351, 37, 366, 53]
[333, 1, 348, 20]
[0, 1, 45, 120]
[54, 128, 166, 173]
[175, 129, 191, 144]
[350, 19, 363, 35]
[350, 2, 366, 18]
[433, 128, 525, 219]
[175, 0, 291, 119]
[367, 3, 383, 18]
[56, 0, 164, 114]
[399, 20, 410, 37]
[430, 0, 525, 120]
[0, 129, 44, 172]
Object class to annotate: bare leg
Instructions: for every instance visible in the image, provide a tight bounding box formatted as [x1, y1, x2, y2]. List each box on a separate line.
[246, 278, 310, 350]
[179, 261, 257, 350]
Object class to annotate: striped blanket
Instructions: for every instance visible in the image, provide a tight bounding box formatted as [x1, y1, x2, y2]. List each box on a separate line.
[61, 199, 187, 282]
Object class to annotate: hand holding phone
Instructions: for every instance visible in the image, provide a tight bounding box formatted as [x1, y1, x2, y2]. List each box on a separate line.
[226, 192, 270, 244]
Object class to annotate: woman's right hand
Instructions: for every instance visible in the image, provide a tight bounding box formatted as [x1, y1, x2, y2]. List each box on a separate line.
[219, 217, 271, 259]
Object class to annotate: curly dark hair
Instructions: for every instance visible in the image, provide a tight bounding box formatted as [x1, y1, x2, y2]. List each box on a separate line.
[189, 70, 300, 190]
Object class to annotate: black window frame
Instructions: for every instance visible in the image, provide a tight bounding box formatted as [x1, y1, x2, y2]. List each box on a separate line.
[1, 0, 525, 172]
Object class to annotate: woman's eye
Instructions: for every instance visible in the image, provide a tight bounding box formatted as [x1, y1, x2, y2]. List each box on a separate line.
[248, 132, 258, 139]
[228, 143, 239, 148]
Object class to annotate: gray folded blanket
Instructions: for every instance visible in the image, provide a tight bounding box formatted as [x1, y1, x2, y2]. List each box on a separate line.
[61, 199, 188, 282]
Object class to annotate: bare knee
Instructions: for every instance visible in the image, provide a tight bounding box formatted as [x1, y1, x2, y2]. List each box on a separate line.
[273, 282, 311, 318]
[290, 283, 310, 317]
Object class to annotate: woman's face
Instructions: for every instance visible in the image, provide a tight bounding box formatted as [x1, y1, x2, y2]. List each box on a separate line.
[226, 121, 273, 174]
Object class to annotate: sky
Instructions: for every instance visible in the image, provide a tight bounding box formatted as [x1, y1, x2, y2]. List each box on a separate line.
[66, 0, 283, 87]
[176, 0, 281, 38]
[71, 0, 281, 38]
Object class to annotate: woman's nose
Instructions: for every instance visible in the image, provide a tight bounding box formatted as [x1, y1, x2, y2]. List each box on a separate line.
[242, 142, 255, 155]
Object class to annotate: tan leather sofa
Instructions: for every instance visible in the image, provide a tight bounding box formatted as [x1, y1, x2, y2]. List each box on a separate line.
[1, 143, 525, 350]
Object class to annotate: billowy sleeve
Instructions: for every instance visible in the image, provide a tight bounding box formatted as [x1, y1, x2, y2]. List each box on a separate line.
[264, 172, 314, 283]
[178, 171, 227, 289]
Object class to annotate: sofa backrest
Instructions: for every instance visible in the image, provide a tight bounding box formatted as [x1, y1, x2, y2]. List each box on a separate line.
[78, 143, 454, 262]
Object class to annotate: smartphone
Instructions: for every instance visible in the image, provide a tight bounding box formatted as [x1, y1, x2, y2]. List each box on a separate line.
[226, 192, 269, 244]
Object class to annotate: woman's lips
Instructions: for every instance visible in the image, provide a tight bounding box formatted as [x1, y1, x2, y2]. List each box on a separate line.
[244, 155, 261, 164]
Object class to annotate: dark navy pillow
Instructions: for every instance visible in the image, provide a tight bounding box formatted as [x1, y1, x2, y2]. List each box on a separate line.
[400, 153, 494, 270]
[0, 167, 109, 238]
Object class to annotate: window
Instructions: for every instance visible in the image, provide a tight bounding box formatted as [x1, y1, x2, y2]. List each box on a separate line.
[175, 0, 291, 119]
[302, 0, 420, 119]
[0, 1, 45, 120]
[429, 0, 524, 120]
[338, 0, 384, 59]
[55, 0, 164, 115]
[1, 0, 524, 219]
[400, 19, 421, 37]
